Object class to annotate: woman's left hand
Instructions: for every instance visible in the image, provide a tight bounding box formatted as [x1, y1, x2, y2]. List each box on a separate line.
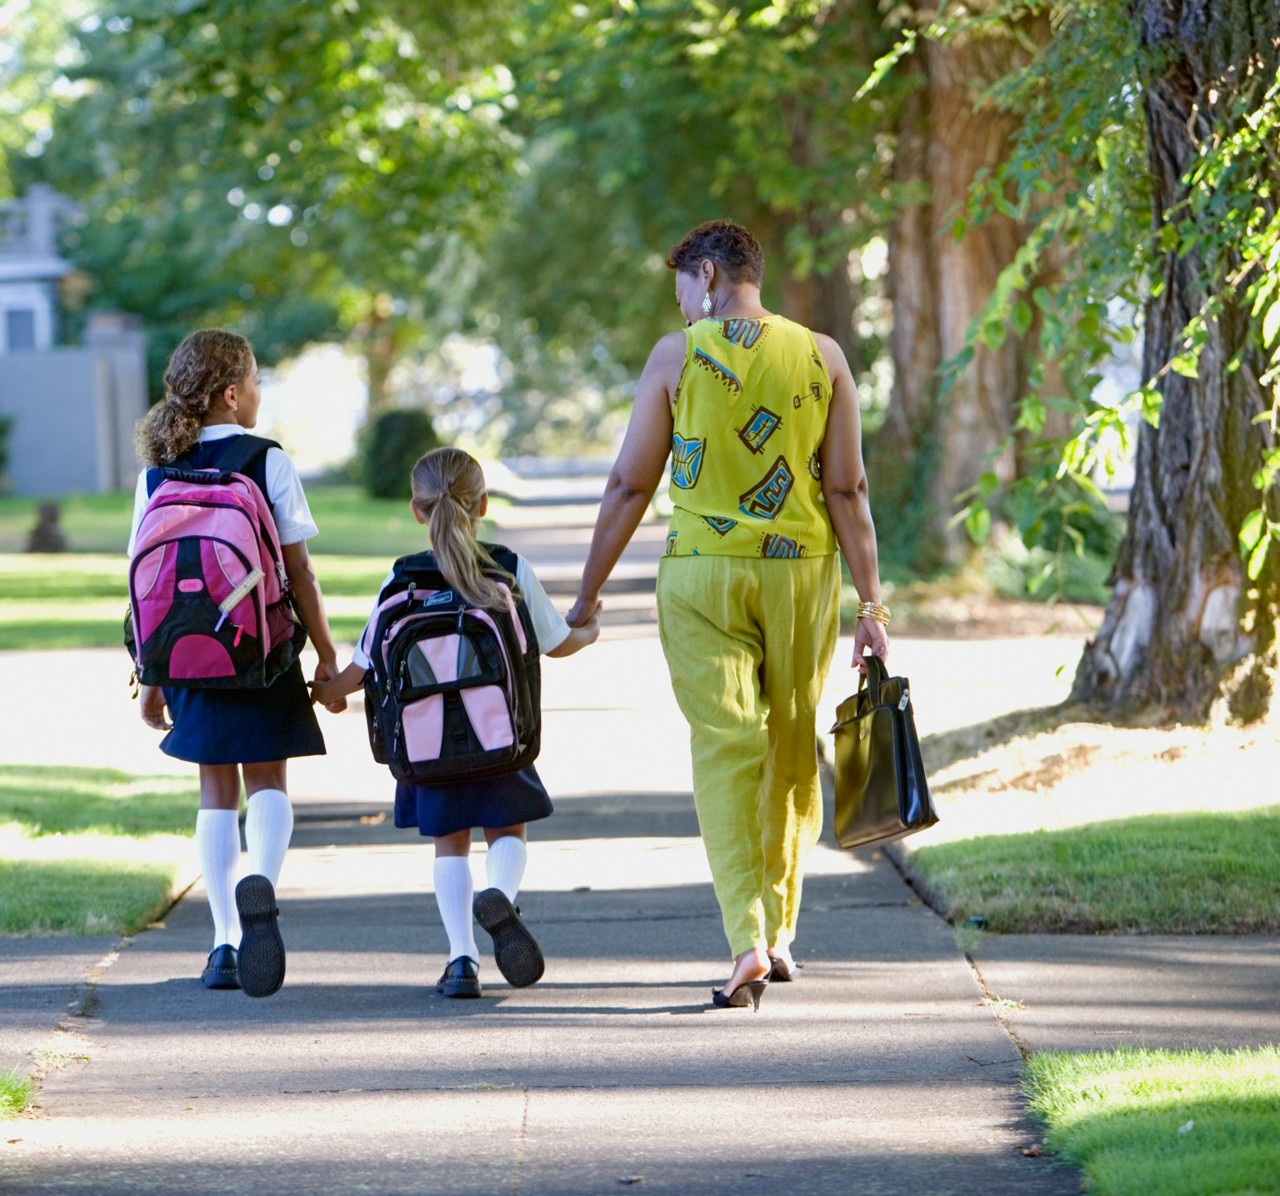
[566, 592, 601, 628]
[853, 617, 889, 671]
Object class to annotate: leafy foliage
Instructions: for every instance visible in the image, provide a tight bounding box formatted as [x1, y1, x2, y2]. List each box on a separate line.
[354, 408, 439, 500]
[11, 0, 519, 397]
[939, 2, 1279, 609]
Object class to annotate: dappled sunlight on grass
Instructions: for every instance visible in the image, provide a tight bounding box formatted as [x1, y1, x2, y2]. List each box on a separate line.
[907, 806, 1280, 933]
[0, 764, 196, 936]
[1025, 1047, 1280, 1196]
[0, 764, 195, 837]
[0, 850, 188, 936]
[919, 721, 1280, 844]
[901, 716, 1280, 932]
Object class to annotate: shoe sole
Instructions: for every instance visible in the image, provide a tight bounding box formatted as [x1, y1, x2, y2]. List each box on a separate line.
[201, 969, 241, 991]
[236, 875, 285, 998]
[436, 979, 482, 999]
[473, 889, 544, 988]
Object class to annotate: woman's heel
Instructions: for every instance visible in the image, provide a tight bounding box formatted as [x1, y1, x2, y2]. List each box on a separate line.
[711, 976, 769, 1011]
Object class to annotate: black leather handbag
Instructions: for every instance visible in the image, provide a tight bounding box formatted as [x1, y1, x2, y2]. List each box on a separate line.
[830, 655, 938, 850]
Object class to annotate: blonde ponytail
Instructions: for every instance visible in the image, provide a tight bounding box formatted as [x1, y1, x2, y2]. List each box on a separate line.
[135, 329, 254, 466]
[410, 447, 513, 610]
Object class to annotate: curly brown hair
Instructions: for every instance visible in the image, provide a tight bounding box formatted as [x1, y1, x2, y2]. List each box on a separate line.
[134, 329, 255, 466]
[665, 220, 765, 286]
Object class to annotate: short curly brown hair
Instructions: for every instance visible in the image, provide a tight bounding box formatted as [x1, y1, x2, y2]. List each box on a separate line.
[665, 220, 764, 286]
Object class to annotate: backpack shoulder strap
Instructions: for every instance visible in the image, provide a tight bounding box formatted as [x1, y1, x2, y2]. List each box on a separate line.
[208, 434, 281, 478]
[482, 543, 518, 577]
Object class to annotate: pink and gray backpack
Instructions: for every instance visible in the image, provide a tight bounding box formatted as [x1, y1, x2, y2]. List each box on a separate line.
[360, 547, 541, 784]
[126, 435, 306, 689]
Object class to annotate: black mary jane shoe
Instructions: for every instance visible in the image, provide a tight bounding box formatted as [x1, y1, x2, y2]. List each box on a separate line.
[473, 887, 545, 989]
[436, 956, 482, 999]
[711, 976, 769, 1011]
[201, 944, 241, 990]
[236, 874, 286, 999]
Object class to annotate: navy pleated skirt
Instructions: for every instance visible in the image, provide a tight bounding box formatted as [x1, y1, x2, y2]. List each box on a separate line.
[394, 765, 553, 837]
[161, 661, 326, 765]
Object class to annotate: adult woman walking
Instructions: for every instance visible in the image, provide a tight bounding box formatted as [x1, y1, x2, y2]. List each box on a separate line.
[567, 220, 888, 1010]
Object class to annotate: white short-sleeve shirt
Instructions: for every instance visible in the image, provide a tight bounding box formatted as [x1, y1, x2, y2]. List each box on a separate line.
[351, 553, 570, 671]
[127, 425, 318, 555]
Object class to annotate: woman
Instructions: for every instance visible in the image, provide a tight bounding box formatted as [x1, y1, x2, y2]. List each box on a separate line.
[566, 220, 889, 1010]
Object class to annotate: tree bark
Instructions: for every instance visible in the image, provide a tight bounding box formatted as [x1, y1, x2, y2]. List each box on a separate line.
[776, 211, 859, 374]
[1071, 0, 1280, 722]
[877, 17, 1048, 566]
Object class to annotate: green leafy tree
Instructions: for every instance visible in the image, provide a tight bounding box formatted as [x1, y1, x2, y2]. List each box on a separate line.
[472, 0, 905, 435]
[10, 0, 517, 404]
[1070, 0, 1280, 721]
[943, 0, 1280, 720]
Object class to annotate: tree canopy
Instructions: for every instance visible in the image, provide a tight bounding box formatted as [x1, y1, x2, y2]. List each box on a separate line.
[4, 0, 1278, 719]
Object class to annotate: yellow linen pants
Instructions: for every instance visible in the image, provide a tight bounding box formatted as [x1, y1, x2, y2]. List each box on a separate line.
[657, 554, 840, 957]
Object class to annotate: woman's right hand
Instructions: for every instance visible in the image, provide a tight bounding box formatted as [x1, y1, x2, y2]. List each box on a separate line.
[139, 685, 172, 731]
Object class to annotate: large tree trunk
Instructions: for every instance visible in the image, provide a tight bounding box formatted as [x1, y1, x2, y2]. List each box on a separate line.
[1072, 0, 1280, 722]
[877, 20, 1046, 566]
[778, 245, 859, 374]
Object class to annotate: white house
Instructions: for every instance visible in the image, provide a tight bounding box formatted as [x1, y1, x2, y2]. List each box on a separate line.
[0, 186, 147, 495]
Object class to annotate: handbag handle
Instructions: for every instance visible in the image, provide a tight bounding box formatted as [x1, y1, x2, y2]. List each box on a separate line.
[860, 652, 889, 703]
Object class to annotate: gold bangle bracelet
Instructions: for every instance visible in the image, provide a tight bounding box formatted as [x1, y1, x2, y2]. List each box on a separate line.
[856, 601, 891, 626]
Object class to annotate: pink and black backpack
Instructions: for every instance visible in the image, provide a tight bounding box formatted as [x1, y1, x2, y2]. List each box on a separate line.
[126, 435, 306, 689]
[360, 547, 541, 784]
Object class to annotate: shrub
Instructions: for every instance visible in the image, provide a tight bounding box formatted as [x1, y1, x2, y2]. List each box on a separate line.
[0, 415, 12, 489]
[354, 408, 440, 500]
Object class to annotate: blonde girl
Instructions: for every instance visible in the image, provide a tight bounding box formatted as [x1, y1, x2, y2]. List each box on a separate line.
[312, 447, 599, 997]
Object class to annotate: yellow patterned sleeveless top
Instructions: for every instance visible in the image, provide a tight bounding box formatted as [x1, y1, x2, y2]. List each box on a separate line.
[665, 315, 837, 559]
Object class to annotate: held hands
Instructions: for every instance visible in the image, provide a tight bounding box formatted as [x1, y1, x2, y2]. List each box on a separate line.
[139, 685, 172, 732]
[853, 616, 889, 674]
[565, 591, 601, 628]
[310, 660, 347, 714]
[578, 607, 602, 646]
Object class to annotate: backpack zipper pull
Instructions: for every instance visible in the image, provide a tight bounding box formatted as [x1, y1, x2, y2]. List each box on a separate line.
[129, 669, 140, 700]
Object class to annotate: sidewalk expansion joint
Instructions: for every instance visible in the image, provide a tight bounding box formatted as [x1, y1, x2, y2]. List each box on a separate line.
[512, 1087, 530, 1196]
[966, 956, 1031, 1062]
[63, 938, 131, 1023]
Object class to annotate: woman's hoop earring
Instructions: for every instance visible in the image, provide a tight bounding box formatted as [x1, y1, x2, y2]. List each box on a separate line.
[701, 290, 713, 317]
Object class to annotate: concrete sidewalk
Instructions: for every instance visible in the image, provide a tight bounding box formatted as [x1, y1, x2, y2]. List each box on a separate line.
[2, 633, 1279, 1194]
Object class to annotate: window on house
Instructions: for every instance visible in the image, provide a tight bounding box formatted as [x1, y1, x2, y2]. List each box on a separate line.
[5, 309, 37, 351]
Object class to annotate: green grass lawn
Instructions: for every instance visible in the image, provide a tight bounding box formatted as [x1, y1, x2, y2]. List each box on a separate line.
[0, 492, 134, 555]
[0, 763, 197, 936]
[0, 552, 398, 649]
[1025, 1047, 1280, 1196]
[0, 482, 514, 648]
[0, 483, 446, 557]
[0, 1071, 33, 1120]
[906, 806, 1280, 934]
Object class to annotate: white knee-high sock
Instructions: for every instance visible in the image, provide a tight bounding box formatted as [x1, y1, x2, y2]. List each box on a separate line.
[196, 809, 242, 949]
[485, 836, 527, 903]
[433, 857, 479, 962]
[245, 788, 293, 886]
